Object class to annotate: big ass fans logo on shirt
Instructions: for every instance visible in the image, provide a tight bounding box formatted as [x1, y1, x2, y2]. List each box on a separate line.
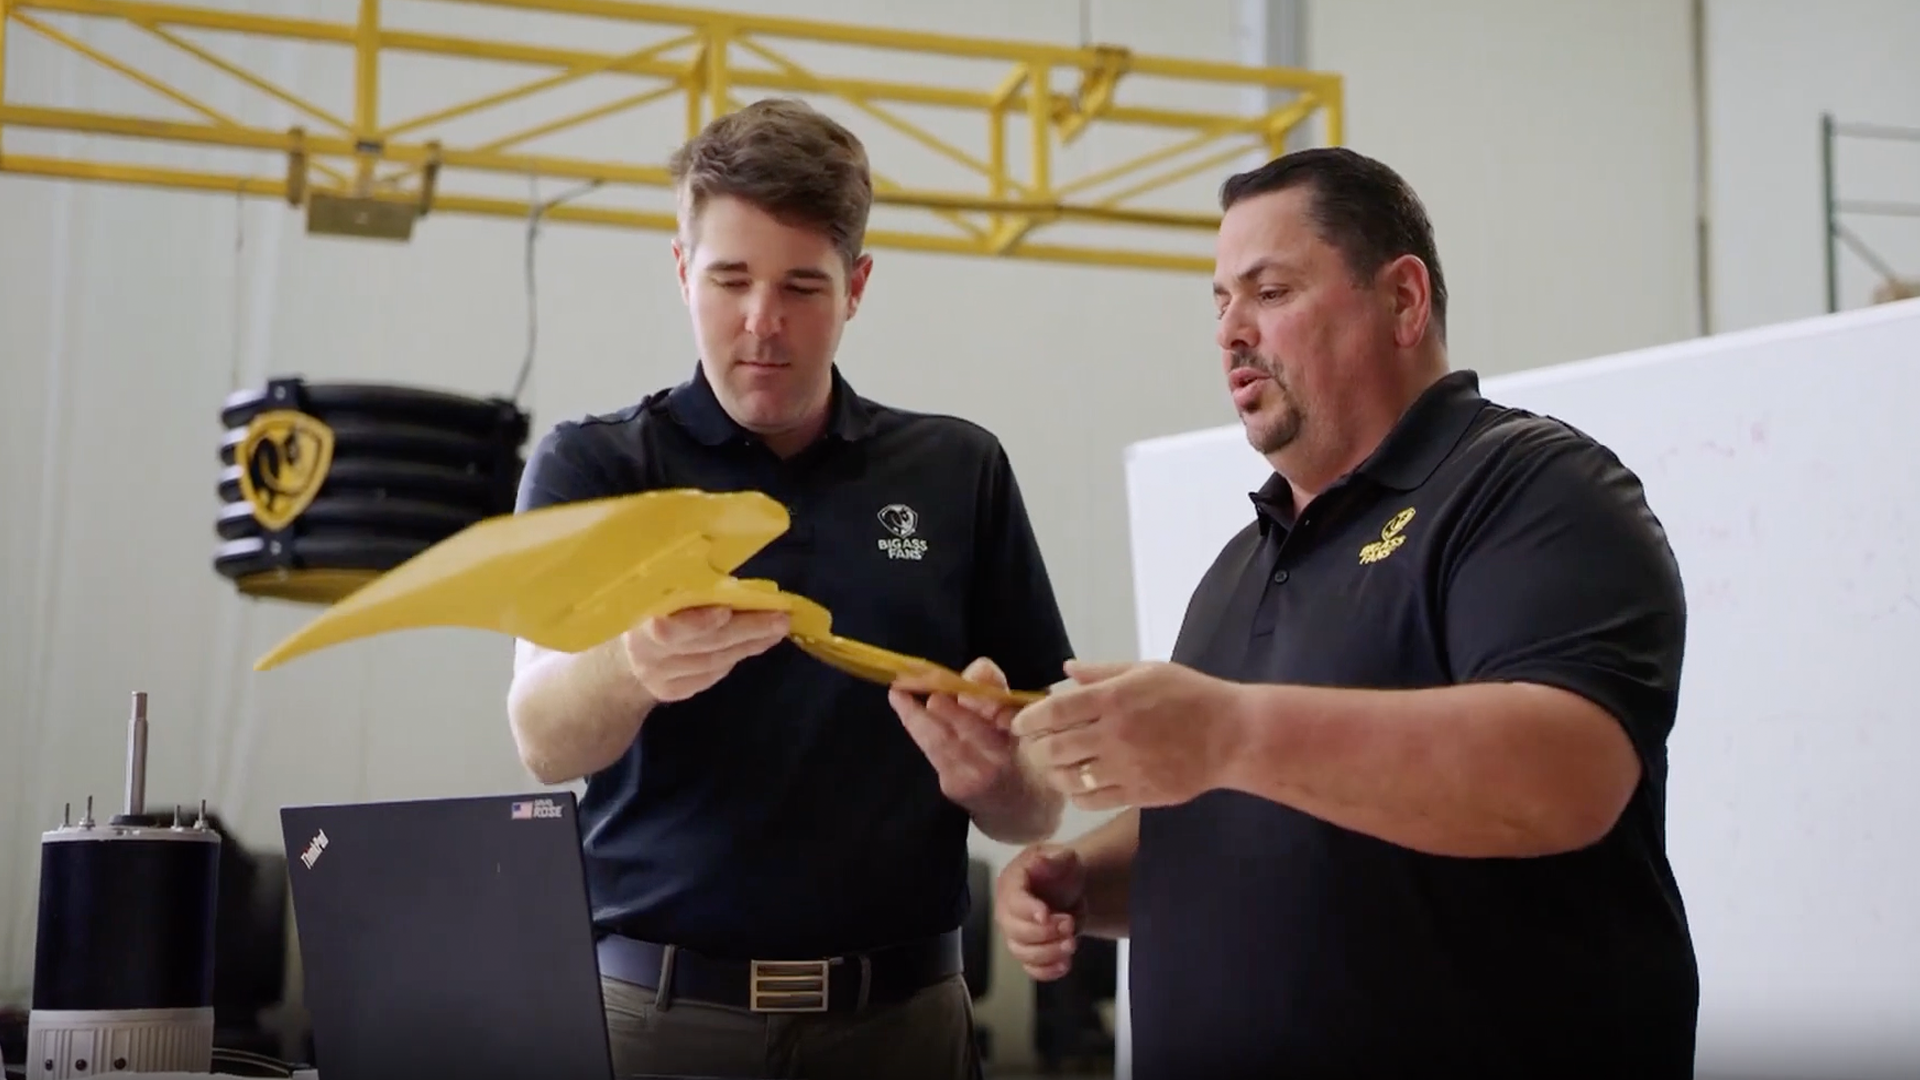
[876, 504, 929, 560]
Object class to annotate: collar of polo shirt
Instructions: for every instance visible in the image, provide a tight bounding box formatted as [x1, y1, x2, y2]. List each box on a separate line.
[667, 361, 881, 448]
[1250, 369, 1490, 531]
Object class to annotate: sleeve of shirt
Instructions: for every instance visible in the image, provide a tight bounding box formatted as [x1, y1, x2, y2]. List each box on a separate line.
[968, 441, 1077, 695]
[1442, 431, 1688, 765]
[515, 421, 620, 513]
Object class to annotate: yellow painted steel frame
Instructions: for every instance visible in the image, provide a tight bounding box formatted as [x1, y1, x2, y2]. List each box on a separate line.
[0, 0, 1343, 272]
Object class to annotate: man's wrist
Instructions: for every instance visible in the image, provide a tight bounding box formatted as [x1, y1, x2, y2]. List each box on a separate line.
[1064, 819, 1134, 939]
[1213, 680, 1290, 796]
[964, 768, 1033, 818]
[963, 752, 1060, 841]
[599, 636, 658, 713]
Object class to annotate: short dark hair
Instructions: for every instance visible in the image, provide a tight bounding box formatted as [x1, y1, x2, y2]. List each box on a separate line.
[667, 97, 873, 270]
[1220, 146, 1447, 336]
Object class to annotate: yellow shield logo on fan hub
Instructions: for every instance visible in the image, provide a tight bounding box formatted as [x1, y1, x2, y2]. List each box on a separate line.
[235, 410, 335, 531]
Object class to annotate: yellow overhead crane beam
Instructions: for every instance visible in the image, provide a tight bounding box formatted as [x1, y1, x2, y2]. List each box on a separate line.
[0, 0, 1343, 272]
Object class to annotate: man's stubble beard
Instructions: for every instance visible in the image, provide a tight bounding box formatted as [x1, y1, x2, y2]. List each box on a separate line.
[1232, 346, 1302, 455]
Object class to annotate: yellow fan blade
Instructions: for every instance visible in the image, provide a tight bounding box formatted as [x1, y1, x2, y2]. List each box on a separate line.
[250, 487, 1052, 709]
[252, 489, 795, 670]
[793, 634, 1045, 707]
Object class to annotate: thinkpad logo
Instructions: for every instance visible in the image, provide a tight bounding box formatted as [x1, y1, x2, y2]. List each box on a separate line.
[299, 828, 329, 870]
[877, 503, 929, 560]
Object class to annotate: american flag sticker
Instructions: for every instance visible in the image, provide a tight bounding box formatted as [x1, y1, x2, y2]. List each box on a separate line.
[510, 801, 534, 820]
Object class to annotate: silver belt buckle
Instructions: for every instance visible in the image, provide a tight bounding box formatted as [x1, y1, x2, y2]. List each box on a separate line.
[749, 958, 833, 1013]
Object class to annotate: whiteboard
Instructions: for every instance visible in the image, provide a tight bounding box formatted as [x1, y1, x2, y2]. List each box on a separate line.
[1118, 298, 1920, 1079]
[1112, 426, 1275, 1080]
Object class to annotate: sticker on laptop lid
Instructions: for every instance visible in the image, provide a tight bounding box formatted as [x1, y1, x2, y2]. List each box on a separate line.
[510, 798, 565, 820]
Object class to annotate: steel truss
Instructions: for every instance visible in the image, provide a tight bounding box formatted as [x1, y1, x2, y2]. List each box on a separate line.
[0, 0, 1343, 272]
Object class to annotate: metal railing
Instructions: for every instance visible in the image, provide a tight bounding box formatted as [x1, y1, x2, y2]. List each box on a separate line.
[1821, 112, 1920, 312]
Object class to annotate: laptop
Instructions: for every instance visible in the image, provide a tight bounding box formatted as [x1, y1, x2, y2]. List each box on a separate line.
[280, 791, 616, 1080]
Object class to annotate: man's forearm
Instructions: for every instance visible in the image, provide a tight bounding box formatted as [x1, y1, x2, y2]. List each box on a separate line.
[964, 748, 1064, 844]
[1217, 680, 1641, 859]
[506, 638, 657, 785]
[1066, 808, 1138, 939]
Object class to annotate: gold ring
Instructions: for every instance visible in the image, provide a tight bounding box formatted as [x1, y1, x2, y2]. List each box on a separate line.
[1077, 762, 1098, 792]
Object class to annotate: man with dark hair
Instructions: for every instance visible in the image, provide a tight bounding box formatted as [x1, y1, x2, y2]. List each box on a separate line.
[993, 145, 1700, 1079]
[1217, 146, 1450, 342]
[507, 96, 1074, 1079]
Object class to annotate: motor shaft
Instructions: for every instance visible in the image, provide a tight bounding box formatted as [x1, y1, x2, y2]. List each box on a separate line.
[124, 691, 148, 819]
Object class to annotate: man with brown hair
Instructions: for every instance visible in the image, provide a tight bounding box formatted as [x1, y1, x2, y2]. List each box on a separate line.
[506, 97, 1074, 1078]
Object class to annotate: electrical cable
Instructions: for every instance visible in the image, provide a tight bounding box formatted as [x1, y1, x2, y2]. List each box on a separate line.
[510, 177, 605, 404]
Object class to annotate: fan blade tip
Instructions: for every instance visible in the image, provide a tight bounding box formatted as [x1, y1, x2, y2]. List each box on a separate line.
[252, 628, 347, 671]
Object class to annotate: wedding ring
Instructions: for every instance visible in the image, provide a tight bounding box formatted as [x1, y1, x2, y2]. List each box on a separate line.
[1077, 762, 1098, 792]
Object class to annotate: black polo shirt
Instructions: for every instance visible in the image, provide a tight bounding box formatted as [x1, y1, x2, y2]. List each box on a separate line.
[515, 363, 1074, 959]
[1128, 370, 1699, 1080]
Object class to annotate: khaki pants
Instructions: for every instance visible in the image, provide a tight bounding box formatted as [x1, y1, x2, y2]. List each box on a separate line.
[600, 970, 982, 1080]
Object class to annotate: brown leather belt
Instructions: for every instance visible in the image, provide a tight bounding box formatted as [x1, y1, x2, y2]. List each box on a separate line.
[595, 929, 964, 1014]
